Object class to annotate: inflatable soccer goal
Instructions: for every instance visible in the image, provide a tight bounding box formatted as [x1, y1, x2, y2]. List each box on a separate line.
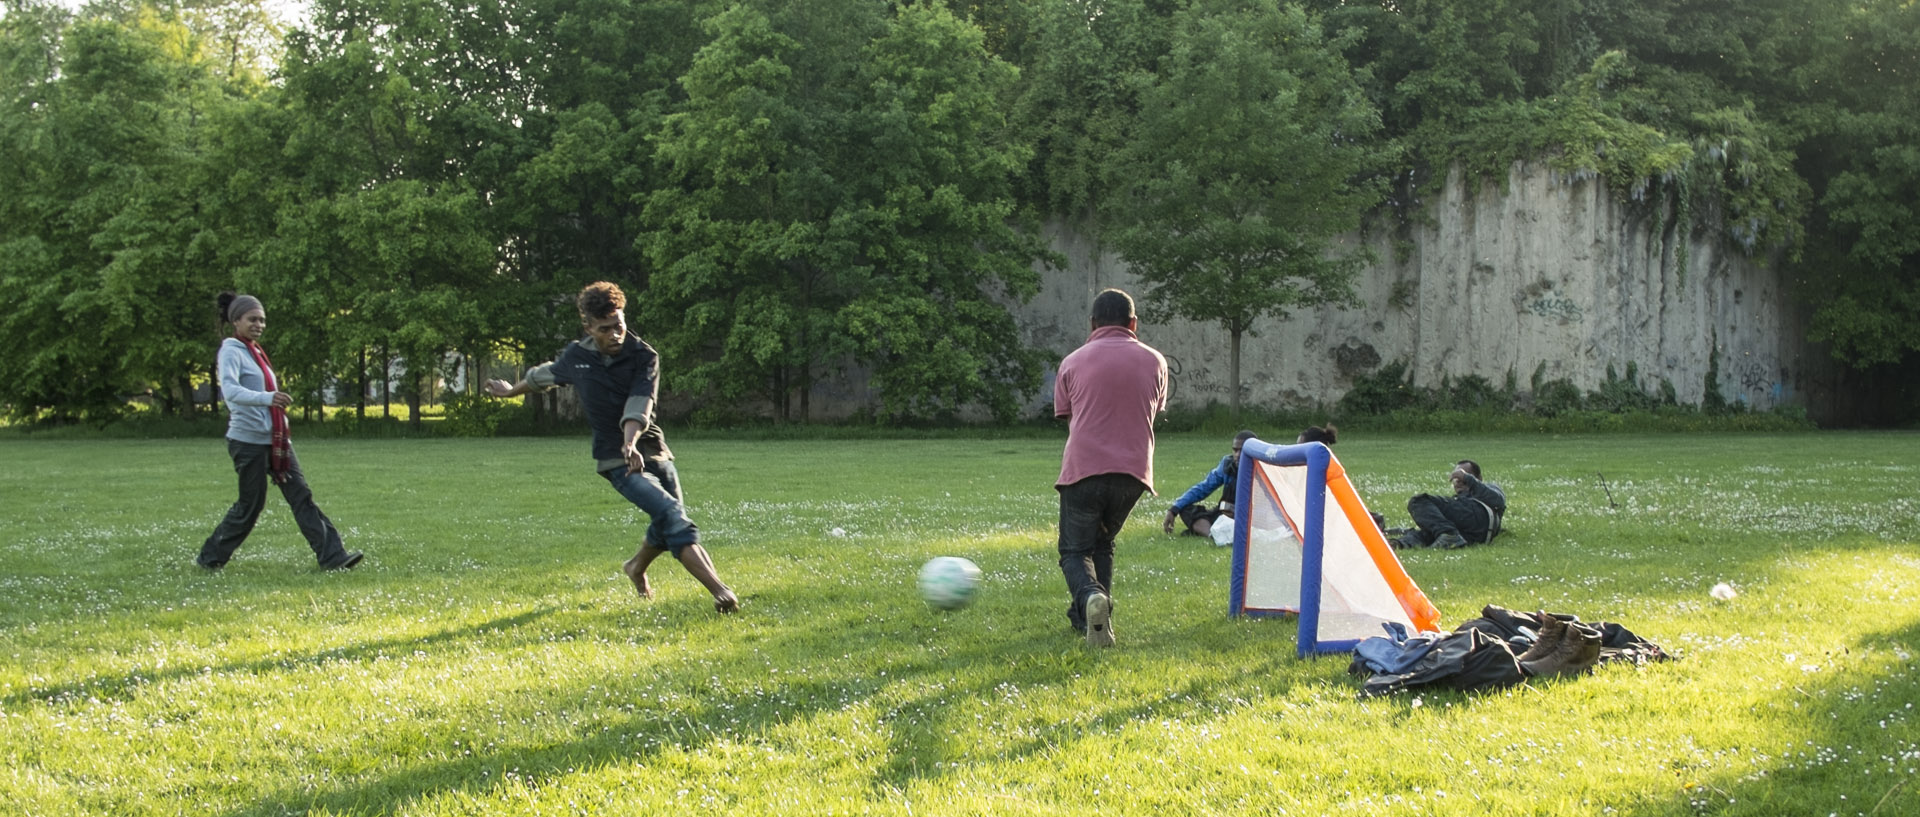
[1229, 438, 1442, 656]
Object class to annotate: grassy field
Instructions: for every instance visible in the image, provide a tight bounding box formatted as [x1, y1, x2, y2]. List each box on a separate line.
[1, 431, 1915, 816]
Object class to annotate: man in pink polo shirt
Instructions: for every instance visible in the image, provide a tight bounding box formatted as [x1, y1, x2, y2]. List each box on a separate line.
[1053, 288, 1169, 647]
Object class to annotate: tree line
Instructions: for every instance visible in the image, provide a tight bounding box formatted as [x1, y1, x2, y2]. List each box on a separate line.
[3, 0, 1915, 426]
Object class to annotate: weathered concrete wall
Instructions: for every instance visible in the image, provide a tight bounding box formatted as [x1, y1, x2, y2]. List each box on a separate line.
[1012, 160, 1812, 415]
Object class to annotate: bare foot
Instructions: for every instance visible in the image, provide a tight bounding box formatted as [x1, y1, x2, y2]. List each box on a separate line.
[712, 588, 739, 614]
[621, 555, 653, 599]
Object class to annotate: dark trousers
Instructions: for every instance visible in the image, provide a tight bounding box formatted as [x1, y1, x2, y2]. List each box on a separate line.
[1057, 473, 1147, 630]
[1405, 493, 1493, 544]
[199, 439, 350, 568]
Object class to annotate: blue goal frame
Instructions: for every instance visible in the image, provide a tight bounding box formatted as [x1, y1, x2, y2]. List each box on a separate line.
[1228, 439, 1335, 653]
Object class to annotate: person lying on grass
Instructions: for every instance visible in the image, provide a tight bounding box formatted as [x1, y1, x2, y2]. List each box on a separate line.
[1393, 460, 1506, 550]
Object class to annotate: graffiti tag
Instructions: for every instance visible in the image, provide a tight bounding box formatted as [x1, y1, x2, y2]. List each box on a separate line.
[1524, 296, 1584, 322]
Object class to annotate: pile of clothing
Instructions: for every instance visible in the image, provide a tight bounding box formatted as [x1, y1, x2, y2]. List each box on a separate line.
[1347, 605, 1672, 698]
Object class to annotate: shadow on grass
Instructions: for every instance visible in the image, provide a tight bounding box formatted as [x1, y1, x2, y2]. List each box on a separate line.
[5, 605, 560, 709]
[204, 579, 1316, 816]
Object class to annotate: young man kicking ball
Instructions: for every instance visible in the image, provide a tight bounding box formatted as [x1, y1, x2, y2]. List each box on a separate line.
[484, 281, 739, 612]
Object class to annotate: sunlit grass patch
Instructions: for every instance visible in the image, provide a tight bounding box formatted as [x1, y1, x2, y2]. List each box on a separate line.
[0, 432, 1916, 815]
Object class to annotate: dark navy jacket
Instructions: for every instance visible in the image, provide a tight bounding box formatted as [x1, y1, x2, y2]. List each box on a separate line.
[549, 335, 672, 467]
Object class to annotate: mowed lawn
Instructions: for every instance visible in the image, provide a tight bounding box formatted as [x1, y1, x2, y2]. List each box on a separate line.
[1, 431, 1916, 816]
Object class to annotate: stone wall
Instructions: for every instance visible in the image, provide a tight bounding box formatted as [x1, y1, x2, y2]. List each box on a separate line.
[1010, 160, 1818, 416]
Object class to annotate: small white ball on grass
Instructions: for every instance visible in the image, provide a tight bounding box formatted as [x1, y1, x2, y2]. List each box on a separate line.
[1710, 582, 1737, 601]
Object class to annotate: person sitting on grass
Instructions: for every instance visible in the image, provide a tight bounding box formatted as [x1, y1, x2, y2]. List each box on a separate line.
[1297, 424, 1338, 447]
[1162, 430, 1259, 541]
[1394, 460, 1506, 550]
[483, 281, 739, 613]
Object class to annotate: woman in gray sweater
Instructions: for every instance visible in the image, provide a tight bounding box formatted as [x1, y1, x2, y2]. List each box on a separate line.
[197, 292, 364, 571]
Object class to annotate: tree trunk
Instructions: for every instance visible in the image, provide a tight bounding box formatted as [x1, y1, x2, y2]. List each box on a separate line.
[169, 375, 191, 418]
[774, 366, 789, 424]
[408, 370, 423, 431]
[381, 344, 391, 418]
[1230, 327, 1243, 423]
[356, 348, 367, 421]
[800, 360, 811, 423]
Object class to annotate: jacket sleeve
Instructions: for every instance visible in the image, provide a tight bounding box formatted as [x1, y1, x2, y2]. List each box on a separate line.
[1459, 473, 1506, 515]
[217, 342, 274, 407]
[524, 361, 558, 390]
[1169, 459, 1230, 511]
[623, 345, 659, 431]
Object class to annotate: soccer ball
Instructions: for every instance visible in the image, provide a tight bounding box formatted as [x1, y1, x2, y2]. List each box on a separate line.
[918, 556, 982, 610]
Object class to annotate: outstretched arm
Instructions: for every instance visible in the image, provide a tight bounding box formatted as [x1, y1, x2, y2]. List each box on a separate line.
[482, 377, 530, 398]
[483, 362, 556, 398]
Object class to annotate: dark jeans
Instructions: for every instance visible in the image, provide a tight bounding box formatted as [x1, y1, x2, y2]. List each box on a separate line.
[1057, 473, 1147, 630]
[602, 459, 698, 554]
[1405, 493, 1493, 544]
[200, 439, 351, 568]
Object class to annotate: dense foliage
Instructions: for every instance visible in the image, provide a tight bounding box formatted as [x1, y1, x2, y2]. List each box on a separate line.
[2, 0, 1916, 424]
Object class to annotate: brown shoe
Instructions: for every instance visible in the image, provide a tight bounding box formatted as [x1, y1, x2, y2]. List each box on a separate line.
[1522, 620, 1603, 678]
[1515, 613, 1566, 665]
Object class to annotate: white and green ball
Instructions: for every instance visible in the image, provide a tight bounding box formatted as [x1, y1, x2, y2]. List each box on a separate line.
[917, 556, 982, 610]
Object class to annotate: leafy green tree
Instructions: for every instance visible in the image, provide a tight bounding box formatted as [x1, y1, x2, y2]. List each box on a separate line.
[1105, 0, 1386, 420]
[1785, 1, 1920, 377]
[1004, 0, 1172, 220]
[490, 0, 710, 374]
[643, 0, 1046, 423]
[0, 3, 259, 422]
[266, 0, 542, 424]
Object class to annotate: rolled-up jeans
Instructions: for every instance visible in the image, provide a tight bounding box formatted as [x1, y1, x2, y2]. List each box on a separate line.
[602, 459, 699, 554]
[1056, 472, 1148, 630]
[200, 439, 351, 568]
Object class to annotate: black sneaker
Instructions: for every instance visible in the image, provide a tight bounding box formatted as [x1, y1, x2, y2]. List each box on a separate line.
[325, 551, 365, 570]
[1433, 532, 1469, 550]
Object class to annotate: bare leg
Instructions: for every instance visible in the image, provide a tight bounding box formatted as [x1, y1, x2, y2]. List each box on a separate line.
[621, 542, 664, 599]
[674, 544, 739, 613]
[1191, 517, 1213, 538]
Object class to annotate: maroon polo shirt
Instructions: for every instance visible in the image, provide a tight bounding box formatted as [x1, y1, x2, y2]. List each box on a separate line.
[1054, 324, 1169, 492]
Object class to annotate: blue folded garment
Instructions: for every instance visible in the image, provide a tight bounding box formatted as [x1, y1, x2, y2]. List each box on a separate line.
[1353, 621, 1443, 674]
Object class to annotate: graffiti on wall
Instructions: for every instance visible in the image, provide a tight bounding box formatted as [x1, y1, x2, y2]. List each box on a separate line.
[1523, 295, 1585, 322]
[1730, 352, 1786, 406]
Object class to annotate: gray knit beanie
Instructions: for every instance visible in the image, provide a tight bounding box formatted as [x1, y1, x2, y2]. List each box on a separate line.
[226, 294, 263, 323]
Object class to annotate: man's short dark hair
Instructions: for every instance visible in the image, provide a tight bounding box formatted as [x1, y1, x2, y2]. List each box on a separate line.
[1455, 459, 1481, 479]
[577, 281, 627, 320]
[1090, 288, 1135, 328]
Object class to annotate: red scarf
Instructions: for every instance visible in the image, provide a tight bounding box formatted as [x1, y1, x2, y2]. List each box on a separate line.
[238, 336, 293, 485]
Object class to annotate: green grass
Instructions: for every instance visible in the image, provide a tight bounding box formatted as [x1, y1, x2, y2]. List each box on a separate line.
[1, 431, 1916, 816]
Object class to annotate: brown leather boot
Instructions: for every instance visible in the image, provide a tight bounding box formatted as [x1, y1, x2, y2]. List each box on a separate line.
[1515, 613, 1566, 665]
[1522, 620, 1603, 678]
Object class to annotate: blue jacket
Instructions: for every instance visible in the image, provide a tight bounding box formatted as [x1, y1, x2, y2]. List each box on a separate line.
[1169, 453, 1237, 511]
